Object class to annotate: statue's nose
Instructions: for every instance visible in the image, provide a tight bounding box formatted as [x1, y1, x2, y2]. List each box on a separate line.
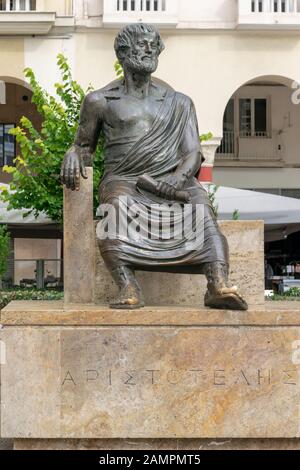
[145, 43, 152, 54]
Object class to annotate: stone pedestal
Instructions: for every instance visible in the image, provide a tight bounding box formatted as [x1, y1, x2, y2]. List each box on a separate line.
[1, 301, 300, 449]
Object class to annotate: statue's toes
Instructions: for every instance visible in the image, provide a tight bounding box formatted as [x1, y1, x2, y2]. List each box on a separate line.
[110, 294, 145, 310]
[205, 291, 248, 311]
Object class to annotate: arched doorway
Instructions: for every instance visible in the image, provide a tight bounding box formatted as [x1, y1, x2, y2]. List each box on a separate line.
[216, 75, 298, 166]
[0, 77, 42, 183]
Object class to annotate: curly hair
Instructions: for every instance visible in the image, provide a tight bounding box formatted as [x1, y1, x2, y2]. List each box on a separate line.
[114, 23, 165, 65]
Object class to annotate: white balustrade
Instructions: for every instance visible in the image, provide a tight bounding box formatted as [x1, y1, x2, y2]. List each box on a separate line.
[104, 0, 178, 26]
[0, 0, 36, 11]
[245, 0, 299, 14]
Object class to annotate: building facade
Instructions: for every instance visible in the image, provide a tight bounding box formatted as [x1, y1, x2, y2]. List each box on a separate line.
[1, 0, 300, 285]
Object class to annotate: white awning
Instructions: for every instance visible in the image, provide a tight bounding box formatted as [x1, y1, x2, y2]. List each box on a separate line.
[212, 185, 300, 241]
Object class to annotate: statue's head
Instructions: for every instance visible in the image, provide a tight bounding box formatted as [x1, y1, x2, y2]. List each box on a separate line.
[114, 23, 165, 75]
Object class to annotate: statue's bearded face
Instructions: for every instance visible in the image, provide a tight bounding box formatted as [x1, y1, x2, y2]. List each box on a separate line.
[124, 32, 160, 74]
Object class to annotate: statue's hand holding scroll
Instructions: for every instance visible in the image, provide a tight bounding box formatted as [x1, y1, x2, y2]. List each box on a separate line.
[155, 173, 188, 200]
[137, 174, 191, 203]
[60, 148, 88, 191]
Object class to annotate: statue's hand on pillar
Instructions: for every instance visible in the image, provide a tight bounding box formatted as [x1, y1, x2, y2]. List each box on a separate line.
[60, 148, 88, 191]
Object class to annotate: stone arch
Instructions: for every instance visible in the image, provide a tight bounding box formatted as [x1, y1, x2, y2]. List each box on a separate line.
[215, 74, 300, 166]
[0, 76, 32, 91]
[218, 74, 298, 134]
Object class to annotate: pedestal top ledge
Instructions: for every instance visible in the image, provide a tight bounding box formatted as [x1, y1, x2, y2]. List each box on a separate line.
[1, 300, 300, 326]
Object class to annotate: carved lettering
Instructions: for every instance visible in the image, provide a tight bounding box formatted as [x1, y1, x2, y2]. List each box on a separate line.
[146, 370, 160, 385]
[62, 370, 76, 386]
[124, 371, 136, 385]
[282, 369, 297, 385]
[257, 369, 271, 386]
[234, 369, 250, 386]
[214, 369, 226, 386]
[86, 370, 98, 382]
[167, 370, 182, 385]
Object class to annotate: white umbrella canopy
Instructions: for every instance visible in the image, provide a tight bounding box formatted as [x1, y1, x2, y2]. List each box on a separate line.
[211, 185, 300, 242]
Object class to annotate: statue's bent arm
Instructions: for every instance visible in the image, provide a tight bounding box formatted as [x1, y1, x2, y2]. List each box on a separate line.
[157, 99, 204, 196]
[60, 91, 104, 191]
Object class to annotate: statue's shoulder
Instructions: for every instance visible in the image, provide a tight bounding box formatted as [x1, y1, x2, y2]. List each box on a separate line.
[83, 79, 123, 110]
[173, 90, 194, 107]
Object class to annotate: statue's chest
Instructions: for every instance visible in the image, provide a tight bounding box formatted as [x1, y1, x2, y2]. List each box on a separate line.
[105, 97, 162, 132]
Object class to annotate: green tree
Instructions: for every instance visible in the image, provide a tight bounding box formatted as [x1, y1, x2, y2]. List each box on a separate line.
[0, 54, 104, 223]
[0, 225, 10, 281]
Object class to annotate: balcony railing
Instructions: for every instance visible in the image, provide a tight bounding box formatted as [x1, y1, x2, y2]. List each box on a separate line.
[216, 130, 283, 162]
[238, 0, 300, 28]
[0, 0, 36, 11]
[0, 0, 58, 35]
[103, 0, 179, 27]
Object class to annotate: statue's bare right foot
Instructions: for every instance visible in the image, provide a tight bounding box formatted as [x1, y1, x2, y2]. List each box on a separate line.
[109, 265, 144, 309]
[203, 262, 248, 311]
[204, 286, 248, 311]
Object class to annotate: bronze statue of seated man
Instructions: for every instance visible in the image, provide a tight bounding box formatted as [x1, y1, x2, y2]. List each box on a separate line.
[61, 23, 248, 311]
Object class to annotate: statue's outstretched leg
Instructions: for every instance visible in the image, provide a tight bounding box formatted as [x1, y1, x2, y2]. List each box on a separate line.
[109, 265, 144, 309]
[203, 262, 248, 311]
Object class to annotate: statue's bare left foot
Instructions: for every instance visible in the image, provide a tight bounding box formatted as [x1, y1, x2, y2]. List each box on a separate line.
[203, 262, 248, 311]
[109, 266, 144, 309]
[204, 286, 248, 311]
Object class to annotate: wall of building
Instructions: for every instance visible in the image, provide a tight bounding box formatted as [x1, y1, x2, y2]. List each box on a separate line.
[1, 2, 300, 190]
[0, 39, 25, 81]
[213, 166, 300, 189]
[43, 0, 73, 15]
[62, 30, 300, 139]
[177, 0, 237, 25]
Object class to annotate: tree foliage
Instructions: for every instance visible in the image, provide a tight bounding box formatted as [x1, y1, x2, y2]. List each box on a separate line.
[0, 225, 10, 279]
[0, 54, 104, 223]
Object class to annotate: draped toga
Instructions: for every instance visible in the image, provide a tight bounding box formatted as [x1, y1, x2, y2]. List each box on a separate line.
[97, 85, 229, 273]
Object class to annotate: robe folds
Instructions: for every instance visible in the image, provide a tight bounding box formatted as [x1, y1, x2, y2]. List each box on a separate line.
[97, 88, 229, 272]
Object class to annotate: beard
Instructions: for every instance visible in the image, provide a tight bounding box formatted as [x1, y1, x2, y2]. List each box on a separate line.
[124, 54, 158, 74]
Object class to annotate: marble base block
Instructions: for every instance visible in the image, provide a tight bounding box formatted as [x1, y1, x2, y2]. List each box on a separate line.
[1, 301, 300, 441]
[95, 221, 265, 307]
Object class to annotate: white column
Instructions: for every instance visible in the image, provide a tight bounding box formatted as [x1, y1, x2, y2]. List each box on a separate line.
[278, 0, 282, 12]
[16, 0, 20, 11]
[262, 0, 269, 12]
[254, 0, 259, 12]
[157, 0, 162, 12]
[150, 0, 154, 11]
[294, 0, 298, 12]
[83, 0, 88, 18]
[6, 0, 10, 11]
[135, 0, 141, 12]
[25, 0, 30, 11]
